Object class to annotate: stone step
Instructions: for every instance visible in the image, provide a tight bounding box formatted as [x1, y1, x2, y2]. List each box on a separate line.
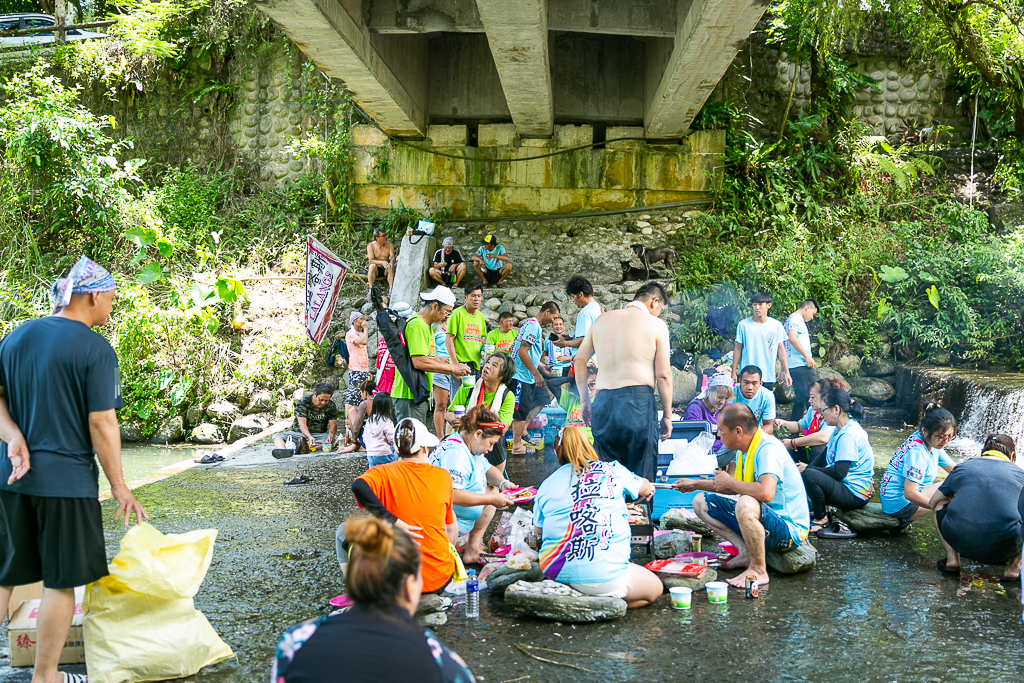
[505, 579, 627, 622]
[837, 502, 903, 533]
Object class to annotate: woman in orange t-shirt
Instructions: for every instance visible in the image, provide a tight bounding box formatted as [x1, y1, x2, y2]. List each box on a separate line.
[347, 418, 458, 593]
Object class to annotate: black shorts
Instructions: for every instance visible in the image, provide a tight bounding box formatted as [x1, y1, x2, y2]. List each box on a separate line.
[484, 435, 508, 467]
[373, 265, 387, 280]
[482, 268, 502, 285]
[890, 502, 919, 526]
[0, 490, 108, 589]
[512, 379, 547, 421]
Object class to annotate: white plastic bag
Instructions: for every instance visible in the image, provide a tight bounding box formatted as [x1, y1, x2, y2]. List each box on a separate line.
[417, 219, 435, 235]
[508, 507, 537, 560]
[665, 431, 717, 476]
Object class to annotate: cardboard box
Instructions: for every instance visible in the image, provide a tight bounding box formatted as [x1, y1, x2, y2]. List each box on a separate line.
[8, 582, 42, 621]
[8, 587, 86, 667]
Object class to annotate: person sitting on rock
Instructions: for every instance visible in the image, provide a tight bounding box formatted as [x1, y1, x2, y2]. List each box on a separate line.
[533, 426, 662, 608]
[273, 383, 338, 454]
[471, 234, 511, 286]
[428, 237, 466, 288]
[775, 377, 846, 465]
[683, 373, 734, 450]
[930, 433, 1024, 580]
[673, 404, 810, 588]
[732, 365, 776, 435]
[341, 418, 459, 596]
[879, 402, 957, 526]
[338, 378, 375, 453]
[795, 389, 873, 539]
[366, 227, 395, 293]
[431, 404, 517, 565]
[445, 352, 516, 473]
[280, 518, 475, 682]
[485, 311, 517, 354]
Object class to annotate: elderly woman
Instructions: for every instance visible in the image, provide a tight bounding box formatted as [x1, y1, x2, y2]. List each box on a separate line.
[533, 426, 662, 608]
[446, 352, 516, 472]
[931, 434, 1024, 579]
[684, 373, 734, 450]
[277, 518, 475, 682]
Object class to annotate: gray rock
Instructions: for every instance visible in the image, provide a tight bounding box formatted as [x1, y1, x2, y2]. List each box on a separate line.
[292, 388, 307, 401]
[766, 542, 817, 574]
[417, 612, 447, 626]
[513, 303, 527, 313]
[849, 377, 895, 404]
[695, 355, 717, 374]
[653, 531, 692, 559]
[671, 368, 698, 407]
[361, 302, 374, 316]
[498, 299, 515, 315]
[660, 568, 717, 592]
[986, 202, 1024, 231]
[505, 580, 627, 622]
[119, 421, 145, 443]
[484, 297, 502, 310]
[150, 415, 183, 444]
[282, 383, 298, 396]
[929, 348, 952, 366]
[330, 390, 347, 413]
[275, 400, 295, 420]
[227, 416, 270, 443]
[416, 594, 444, 615]
[832, 353, 862, 376]
[206, 401, 241, 423]
[244, 390, 275, 415]
[526, 306, 541, 317]
[660, 508, 714, 537]
[185, 403, 205, 427]
[482, 309, 500, 324]
[838, 502, 902, 532]
[191, 423, 224, 444]
[487, 561, 544, 594]
[813, 364, 846, 384]
[774, 381, 795, 405]
[863, 359, 896, 377]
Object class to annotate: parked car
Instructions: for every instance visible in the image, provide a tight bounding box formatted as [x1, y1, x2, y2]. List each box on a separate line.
[0, 13, 108, 48]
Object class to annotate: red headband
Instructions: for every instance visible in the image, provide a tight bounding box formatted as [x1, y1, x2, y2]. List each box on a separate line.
[479, 421, 507, 430]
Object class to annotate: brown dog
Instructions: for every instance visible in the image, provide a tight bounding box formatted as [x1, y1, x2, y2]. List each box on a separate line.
[631, 244, 676, 278]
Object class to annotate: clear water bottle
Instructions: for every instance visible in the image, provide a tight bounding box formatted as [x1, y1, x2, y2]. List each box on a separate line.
[465, 569, 479, 618]
[285, 436, 295, 451]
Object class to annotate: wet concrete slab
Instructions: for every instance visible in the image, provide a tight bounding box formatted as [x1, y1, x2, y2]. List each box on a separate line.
[3, 443, 1024, 682]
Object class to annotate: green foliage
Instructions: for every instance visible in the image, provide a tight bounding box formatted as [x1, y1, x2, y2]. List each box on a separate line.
[852, 137, 938, 198]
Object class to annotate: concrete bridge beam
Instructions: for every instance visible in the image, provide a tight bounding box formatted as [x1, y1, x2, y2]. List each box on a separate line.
[645, 0, 768, 139]
[255, 0, 427, 138]
[474, 0, 554, 138]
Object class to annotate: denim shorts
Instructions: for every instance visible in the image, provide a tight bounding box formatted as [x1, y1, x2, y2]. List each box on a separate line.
[367, 453, 397, 468]
[703, 493, 800, 552]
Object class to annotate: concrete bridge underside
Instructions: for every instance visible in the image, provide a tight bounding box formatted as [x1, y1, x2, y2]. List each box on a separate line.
[255, 0, 769, 140]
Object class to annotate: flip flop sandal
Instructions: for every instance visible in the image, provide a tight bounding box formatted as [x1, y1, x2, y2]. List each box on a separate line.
[816, 520, 857, 539]
[62, 673, 88, 683]
[196, 454, 216, 464]
[284, 475, 312, 486]
[936, 558, 961, 574]
[211, 453, 226, 462]
[272, 449, 294, 459]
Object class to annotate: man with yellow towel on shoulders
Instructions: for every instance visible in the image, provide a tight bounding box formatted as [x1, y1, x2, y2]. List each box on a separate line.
[672, 403, 810, 589]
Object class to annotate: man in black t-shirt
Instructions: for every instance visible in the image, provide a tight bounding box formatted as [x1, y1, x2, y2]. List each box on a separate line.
[0, 257, 147, 683]
[273, 384, 339, 453]
[428, 237, 466, 288]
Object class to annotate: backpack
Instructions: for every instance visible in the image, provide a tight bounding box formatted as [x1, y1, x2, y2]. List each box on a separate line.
[375, 307, 431, 404]
[326, 338, 349, 367]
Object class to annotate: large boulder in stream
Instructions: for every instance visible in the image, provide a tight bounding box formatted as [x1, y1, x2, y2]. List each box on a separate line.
[653, 531, 692, 559]
[832, 354, 862, 377]
[838, 503, 902, 533]
[766, 542, 817, 574]
[660, 508, 714, 537]
[227, 416, 270, 443]
[120, 421, 145, 443]
[206, 401, 241, 423]
[505, 580, 627, 622]
[660, 569, 717, 592]
[848, 377, 895, 404]
[487, 561, 544, 594]
[863, 359, 896, 377]
[150, 415, 183, 444]
[671, 368, 698, 407]
[244, 390, 275, 415]
[191, 423, 224, 444]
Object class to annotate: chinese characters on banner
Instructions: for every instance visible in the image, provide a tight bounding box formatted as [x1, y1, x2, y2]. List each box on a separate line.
[305, 236, 349, 344]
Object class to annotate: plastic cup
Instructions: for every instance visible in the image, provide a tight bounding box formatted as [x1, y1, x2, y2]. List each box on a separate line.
[483, 344, 496, 355]
[462, 375, 475, 387]
[453, 406, 466, 419]
[669, 586, 692, 610]
[706, 581, 729, 604]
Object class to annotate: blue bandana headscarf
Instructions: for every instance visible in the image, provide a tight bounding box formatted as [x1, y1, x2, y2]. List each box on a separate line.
[50, 256, 116, 314]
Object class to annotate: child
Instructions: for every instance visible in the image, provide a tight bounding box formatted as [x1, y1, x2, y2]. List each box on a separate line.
[363, 392, 398, 467]
[337, 378, 375, 453]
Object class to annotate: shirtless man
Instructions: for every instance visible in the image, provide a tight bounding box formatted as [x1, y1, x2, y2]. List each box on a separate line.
[574, 282, 672, 480]
[366, 228, 395, 292]
[671, 404, 810, 588]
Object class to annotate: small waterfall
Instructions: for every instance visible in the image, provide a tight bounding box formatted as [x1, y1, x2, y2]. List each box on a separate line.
[956, 381, 1024, 446]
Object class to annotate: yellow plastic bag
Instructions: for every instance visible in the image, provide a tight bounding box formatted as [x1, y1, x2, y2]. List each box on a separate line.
[83, 523, 234, 683]
[449, 543, 468, 583]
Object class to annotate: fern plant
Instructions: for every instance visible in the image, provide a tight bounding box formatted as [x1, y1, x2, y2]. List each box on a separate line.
[852, 136, 938, 197]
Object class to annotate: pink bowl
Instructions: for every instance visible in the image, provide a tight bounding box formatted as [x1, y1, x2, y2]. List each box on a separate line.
[329, 594, 354, 609]
[673, 551, 717, 562]
[719, 542, 739, 557]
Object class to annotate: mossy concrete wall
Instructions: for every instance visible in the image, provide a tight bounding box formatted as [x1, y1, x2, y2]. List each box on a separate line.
[350, 124, 725, 218]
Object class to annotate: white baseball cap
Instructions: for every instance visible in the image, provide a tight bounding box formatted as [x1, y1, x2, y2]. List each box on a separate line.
[420, 285, 456, 308]
[398, 418, 440, 451]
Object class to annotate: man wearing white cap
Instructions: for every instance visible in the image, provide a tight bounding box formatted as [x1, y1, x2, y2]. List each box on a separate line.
[344, 311, 370, 434]
[392, 286, 472, 424]
[0, 256, 146, 683]
[429, 237, 466, 288]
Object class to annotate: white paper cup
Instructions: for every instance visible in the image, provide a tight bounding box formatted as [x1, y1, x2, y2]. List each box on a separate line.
[453, 406, 466, 418]
[669, 586, 692, 610]
[706, 581, 728, 604]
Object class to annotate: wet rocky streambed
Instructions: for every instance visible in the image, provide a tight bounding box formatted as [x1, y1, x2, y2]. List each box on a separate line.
[3, 429, 1024, 683]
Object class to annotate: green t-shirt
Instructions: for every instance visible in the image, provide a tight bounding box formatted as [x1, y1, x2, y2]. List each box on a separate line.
[448, 383, 515, 426]
[485, 328, 517, 355]
[557, 389, 584, 428]
[447, 307, 487, 369]
[390, 314, 434, 401]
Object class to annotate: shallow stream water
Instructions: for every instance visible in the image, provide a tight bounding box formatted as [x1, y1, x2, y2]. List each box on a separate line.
[2, 427, 1020, 682]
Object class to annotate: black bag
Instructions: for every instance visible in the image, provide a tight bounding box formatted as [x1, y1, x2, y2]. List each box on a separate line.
[374, 306, 431, 404]
[326, 338, 349, 367]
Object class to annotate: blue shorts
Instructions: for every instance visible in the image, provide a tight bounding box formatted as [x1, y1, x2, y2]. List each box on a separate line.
[703, 493, 800, 552]
[367, 453, 397, 468]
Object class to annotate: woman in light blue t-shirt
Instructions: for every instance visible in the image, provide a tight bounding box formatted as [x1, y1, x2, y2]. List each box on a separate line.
[534, 427, 662, 608]
[879, 403, 957, 526]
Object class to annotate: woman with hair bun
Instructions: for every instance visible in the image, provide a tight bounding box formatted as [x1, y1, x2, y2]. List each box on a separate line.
[795, 389, 873, 539]
[432, 404, 518, 565]
[342, 417, 458, 594]
[879, 402, 957, 526]
[929, 434, 1024, 579]
[775, 377, 844, 465]
[274, 518, 476, 683]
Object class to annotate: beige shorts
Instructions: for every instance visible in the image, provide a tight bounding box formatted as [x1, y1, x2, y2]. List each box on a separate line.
[568, 571, 633, 599]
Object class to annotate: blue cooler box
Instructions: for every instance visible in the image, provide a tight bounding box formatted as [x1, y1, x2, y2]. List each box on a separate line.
[651, 420, 714, 522]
